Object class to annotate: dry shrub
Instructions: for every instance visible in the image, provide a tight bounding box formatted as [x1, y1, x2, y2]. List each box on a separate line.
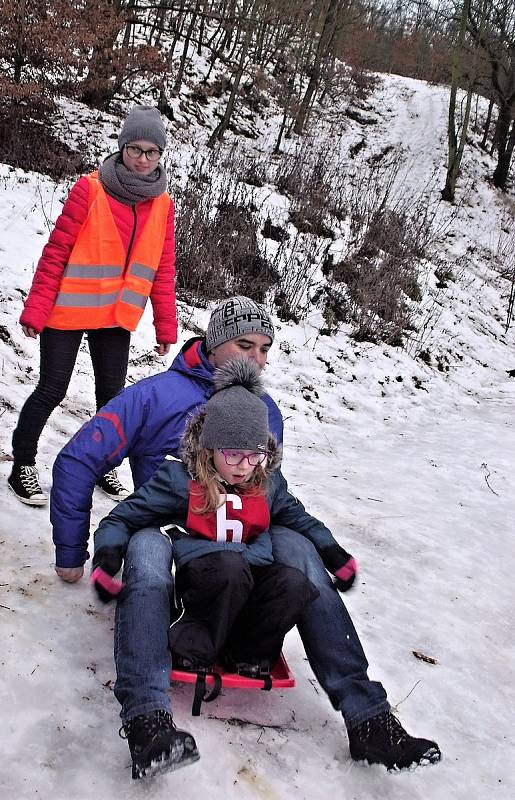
[174, 153, 278, 305]
[321, 158, 446, 345]
[276, 144, 335, 238]
[0, 109, 89, 179]
[272, 231, 331, 323]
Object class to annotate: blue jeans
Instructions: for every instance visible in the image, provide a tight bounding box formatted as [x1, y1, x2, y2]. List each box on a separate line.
[114, 528, 174, 724]
[270, 526, 389, 729]
[114, 526, 389, 729]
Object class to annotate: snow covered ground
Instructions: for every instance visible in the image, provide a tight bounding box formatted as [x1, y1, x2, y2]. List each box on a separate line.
[1, 73, 514, 799]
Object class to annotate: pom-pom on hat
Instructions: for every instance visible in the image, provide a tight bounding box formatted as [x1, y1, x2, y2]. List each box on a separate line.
[200, 359, 269, 451]
[118, 105, 167, 151]
[206, 296, 275, 352]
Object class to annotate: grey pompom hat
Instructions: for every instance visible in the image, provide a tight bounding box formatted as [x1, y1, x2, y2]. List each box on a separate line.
[118, 105, 167, 151]
[200, 359, 269, 451]
[206, 296, 275, 352]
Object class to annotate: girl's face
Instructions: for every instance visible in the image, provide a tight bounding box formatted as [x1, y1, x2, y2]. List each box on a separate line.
[122, 139, 161, 176]
[212, 449, 260, 486]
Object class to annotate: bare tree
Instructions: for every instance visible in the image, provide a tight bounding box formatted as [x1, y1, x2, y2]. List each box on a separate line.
[293, 0, 341, 134]
[469, 0, 515, 189]
[441, 0, 474, 202]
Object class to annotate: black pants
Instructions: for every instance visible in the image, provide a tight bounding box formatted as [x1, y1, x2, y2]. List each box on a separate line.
[12, 327, 131, 465]
[169, 551, 319, 668]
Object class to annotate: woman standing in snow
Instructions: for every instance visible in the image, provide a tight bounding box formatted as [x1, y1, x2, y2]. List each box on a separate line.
[8, 105, 177, 509]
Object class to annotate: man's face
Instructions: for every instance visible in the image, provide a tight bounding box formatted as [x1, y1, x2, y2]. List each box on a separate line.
[208, 333, 272, 371]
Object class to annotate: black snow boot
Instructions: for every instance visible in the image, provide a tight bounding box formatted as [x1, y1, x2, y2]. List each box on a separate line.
[120, 709, 199, 779]
[222, 652, 273, 680]
[348, 710, 441, 771]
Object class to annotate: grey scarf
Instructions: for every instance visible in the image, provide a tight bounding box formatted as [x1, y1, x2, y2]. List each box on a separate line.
[98, 153, 168, 206]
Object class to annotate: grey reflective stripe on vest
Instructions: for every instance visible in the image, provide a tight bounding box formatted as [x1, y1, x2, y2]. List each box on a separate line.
[120, 289, 148, 309]
[130, 262, 155, 281]
[55, 291, 120, 307]
[63, 264, 123, 279]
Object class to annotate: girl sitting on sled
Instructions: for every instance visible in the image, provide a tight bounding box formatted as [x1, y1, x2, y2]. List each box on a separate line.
[91, 357, 357, 777]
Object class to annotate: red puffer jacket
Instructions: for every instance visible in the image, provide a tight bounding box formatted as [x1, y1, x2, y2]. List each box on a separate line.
[20, 176, 177, 343]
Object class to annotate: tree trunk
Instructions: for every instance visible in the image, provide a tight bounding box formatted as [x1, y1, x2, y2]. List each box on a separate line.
[293, 0, 339, 135]
[148, 0, 171, 46]
[492, 103, 515, 189]
[170, 4, 189, 59]
[273, 77, 295, 154]
[122, 0, 137, 48]
[13, 0, 26, 85]
[197, 6, 205, 55]
[441, 0, 472, 202]
[441, 86, 474, 202]
[504, 117, 515, 178]
[220, 0, 237, 51]
[480, 97, 494, 149]
[174, 1, 201, 92]
[207, 10, 253, 147]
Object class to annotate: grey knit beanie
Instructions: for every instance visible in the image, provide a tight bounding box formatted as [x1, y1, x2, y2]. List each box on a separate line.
[206, 296, 275, 352]
[118, 105, 167, 151]
[200, 359, 269, 451]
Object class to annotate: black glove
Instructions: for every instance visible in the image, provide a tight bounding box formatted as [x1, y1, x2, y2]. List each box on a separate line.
[90, 547, 124, 603]
[322, 544, 358, 593]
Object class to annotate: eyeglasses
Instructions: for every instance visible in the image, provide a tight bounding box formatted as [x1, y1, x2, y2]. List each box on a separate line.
[218, 450, 268, 467]
[124, 144, 162, 162]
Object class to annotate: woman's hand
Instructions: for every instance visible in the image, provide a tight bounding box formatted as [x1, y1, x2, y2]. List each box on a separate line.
[21, 325, 39, 339]
[154, 342, 171, 356]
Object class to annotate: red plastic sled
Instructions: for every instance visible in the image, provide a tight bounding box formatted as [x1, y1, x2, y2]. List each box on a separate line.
[170, 653, 295, 714]
[171, 652, 295, 690]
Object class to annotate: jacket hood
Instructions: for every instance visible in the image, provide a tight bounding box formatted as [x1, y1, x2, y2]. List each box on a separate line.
[180, 409, 281, 479]
[170, 337, 213, 381]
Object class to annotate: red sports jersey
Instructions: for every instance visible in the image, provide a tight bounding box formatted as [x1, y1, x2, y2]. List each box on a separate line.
[186, 480, 270, 543]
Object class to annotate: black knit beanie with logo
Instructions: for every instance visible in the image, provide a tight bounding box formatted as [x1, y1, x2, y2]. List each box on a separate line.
[206, 296, 275, 352]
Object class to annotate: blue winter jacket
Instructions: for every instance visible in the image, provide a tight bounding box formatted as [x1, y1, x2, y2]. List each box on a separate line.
[93, 458, 340, 572]
[51, 338, 283, 569]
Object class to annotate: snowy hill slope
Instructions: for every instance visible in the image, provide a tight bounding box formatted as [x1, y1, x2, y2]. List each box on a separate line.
[0, 73, 514, 800]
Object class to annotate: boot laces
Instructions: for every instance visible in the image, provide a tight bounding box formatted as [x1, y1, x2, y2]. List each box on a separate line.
[119, 710, 176, 740]
[357, 711, 409, 746]
[20, 466, 43, 493]
[384, 711, 410, 746]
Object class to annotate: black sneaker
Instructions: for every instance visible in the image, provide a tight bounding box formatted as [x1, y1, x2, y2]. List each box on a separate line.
[96, 469, 130, 501]
[120, 709, 199, 779]
[348, 710, 441, 771]
[8, 465, 47, 506]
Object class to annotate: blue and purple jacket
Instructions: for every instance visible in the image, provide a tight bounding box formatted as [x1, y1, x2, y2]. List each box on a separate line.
[50, 337, 283, 568]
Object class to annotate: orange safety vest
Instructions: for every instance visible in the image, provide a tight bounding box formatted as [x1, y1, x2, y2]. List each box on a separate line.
[46, 172, 170, 331]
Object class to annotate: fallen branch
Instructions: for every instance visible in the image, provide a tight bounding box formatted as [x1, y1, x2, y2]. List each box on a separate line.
[482, 463, 500, 496]
[390, 680, 421, 712]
